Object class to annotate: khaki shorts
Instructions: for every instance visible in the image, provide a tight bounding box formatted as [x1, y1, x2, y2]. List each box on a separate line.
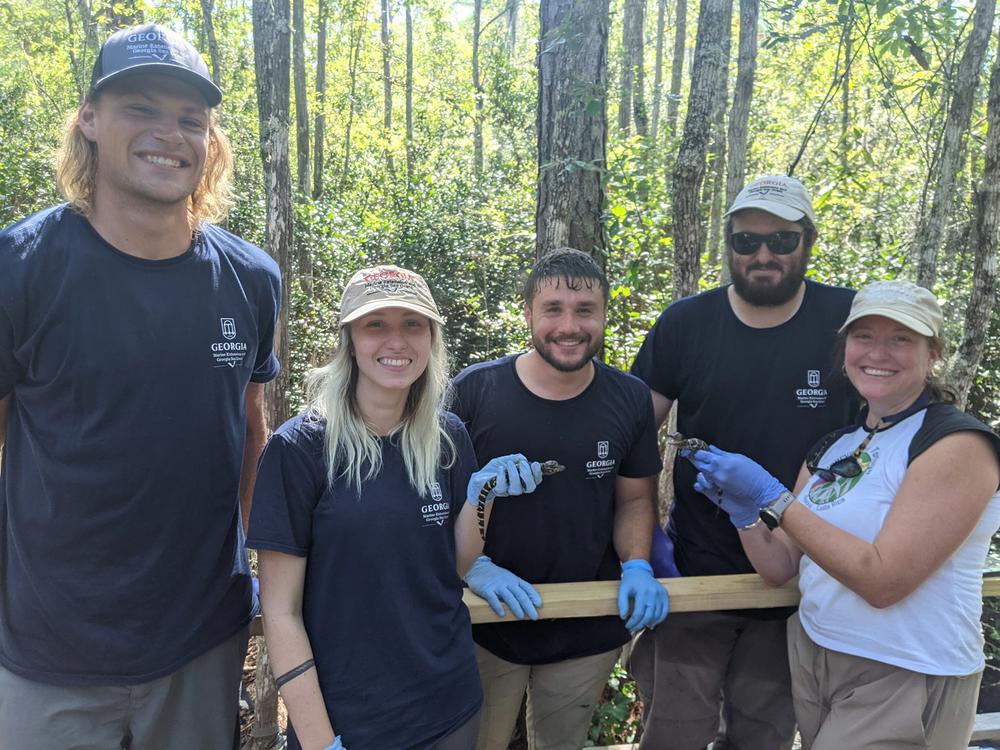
[0, 628, 249, 750]
[788, 612, 981, 749]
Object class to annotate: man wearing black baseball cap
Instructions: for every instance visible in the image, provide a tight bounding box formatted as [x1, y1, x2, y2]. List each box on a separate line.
[0, 23, 279, 748]
[626, 176, 857, 749]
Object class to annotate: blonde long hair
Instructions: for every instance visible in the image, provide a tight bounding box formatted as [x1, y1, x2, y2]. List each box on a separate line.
[305, 321, 456, 497]
[54, 93, 234, 229]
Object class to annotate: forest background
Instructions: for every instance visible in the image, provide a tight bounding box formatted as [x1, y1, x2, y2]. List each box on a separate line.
[3, 0, 1000, 745]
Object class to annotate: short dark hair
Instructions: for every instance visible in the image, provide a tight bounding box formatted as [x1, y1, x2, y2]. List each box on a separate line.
[724, 213, 817, 253]
[521, 247, 610, 306]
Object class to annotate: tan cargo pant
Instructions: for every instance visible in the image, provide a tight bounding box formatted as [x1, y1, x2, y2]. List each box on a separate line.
[473, 644, 620, 750]
[788, 613, 982, 749]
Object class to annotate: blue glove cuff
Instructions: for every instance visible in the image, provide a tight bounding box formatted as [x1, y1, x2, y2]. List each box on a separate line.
[621, 559, 654, 575]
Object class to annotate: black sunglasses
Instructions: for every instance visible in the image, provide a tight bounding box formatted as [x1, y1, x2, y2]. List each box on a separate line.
[730, 231, 802, 255]
[808, 427, 881, 483]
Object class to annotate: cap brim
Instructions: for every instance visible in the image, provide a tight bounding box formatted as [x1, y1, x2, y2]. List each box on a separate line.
[340, 300, 444, 326]
[92, 65, 222, 106]
[839, 307, 935, 337]
[724, 199, 807, 222]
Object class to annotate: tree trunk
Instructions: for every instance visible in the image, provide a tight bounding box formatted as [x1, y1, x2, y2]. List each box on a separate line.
[252, 0, 292, 467]
[76, 0, 99, 63]
[293, 0, 311, 194]
[405, 0, 415, 183]
[381, 0, 394, 173]
[619, 0, 645, 135]
[199, 0, 222, 87]
[507, 0, 520, 54]
[671, 0, 731, 299]
[840, 0, 853, 173]
[725, 0, 757, 208]
[705, 0, 733, 266]
[650, 0, 666, 141]
[913, 0, 996, 288]
[666, 0, 687, 136]
[63, 0, 84, 98]
[536, 0, 610, 259]
[342, 5, 364, 185]
[313, 0, 327, 198]
[950, 28, 1000, 407]
[96, 0, 142, 29]
[473, 0, 484, 175]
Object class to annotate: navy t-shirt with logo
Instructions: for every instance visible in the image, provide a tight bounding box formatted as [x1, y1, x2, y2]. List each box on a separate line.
[631, 280, 856, 589]
[0, 205, 280, 684]
[451, 356, 662, 665]
[247, 411, 482, 750]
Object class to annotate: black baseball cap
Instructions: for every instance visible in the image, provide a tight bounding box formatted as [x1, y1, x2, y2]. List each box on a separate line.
[90, 23, 222, 106]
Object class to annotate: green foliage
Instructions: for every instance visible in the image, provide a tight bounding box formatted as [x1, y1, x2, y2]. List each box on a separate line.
[586, 661, 642, 746]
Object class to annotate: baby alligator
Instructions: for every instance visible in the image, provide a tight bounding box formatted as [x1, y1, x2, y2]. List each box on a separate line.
[477, 460, 565, 540]
[665, 432, 709, 453]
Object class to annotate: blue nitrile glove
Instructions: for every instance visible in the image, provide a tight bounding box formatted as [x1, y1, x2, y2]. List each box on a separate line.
[466, 453, 543, 507]
[323, 736, 345, 750]
[650, 524, 680, 578]
[689, 446, 787, 507]
[693, 472, 760, 528]
[618, 559, 669, 631]
[463, 555, 543, 620]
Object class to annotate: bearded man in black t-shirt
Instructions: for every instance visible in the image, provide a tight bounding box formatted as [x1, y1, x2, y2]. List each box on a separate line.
[627, 176, 856, 750]
[451, 248, 667, 750]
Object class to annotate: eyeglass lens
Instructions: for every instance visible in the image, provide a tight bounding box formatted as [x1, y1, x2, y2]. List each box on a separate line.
[730, 231, 802, 255]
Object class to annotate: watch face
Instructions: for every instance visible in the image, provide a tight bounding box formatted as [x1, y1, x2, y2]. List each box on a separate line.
[760, 508, 780, 530]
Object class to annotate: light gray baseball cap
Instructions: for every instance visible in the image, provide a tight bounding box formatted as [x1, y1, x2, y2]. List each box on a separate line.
[724, 175, 816, 223]
[339, 265, 443, 326]
[839, 280, 942, 337]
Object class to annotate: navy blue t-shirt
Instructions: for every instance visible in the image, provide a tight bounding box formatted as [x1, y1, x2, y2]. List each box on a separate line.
[0, 205, 280, 685]
[247, 411, 482, 750]
[631, 281, 856, 588]
[451, 356, 662, 665]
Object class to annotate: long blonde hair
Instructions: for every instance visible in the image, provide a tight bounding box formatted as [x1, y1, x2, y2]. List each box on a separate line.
[54, 92, 234, 229]
[305, 321, 456, 497]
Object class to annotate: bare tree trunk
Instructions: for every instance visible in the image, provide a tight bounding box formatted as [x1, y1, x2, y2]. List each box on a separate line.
[63, 0, 84, 98]
[507, 0, 520, 54]
[473, 0, 484, 175]
[725, 0, 757, 209]
[536, 0, 610, 259]
[672, 0, 731, 299]
[293, 0, 311, 194]
[76, 0, 99, 62]
[342, 5, 364, 185]
[199, 0, 222, 86]
[840, 0, 853, 173]
[381, 0, 395, 174]
[950, 28, 1000, 407]
[914, 0, 996, 288]
[650, 0, 667, 141]
[619, 0, 645, 135]
[313, 0, 328, 198]
[666, 0, 687, 136]
[406, 0, 415, 184]
[250, 0, 292, 742]
[705, 1, 733, 266]
[96, 0, 142, 29]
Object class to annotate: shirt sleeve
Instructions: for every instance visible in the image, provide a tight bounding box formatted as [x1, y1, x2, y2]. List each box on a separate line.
[446, 414, 478, 518]
[619, 386, 664, 478]
[246, 424, 324, 555]
[630, 306, 681, 400]
[250, 264, 281, 383]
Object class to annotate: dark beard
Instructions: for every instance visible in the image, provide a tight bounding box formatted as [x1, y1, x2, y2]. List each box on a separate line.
[729, 253, 808, 307]
[532, 335, 602, 372]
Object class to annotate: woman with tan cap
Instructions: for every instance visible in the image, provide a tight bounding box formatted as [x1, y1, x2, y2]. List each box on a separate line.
[247, 266, 543, 750]
[687, 280, 1000, 748]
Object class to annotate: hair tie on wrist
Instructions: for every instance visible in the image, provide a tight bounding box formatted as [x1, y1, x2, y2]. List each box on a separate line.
[275, 658, 316, 689]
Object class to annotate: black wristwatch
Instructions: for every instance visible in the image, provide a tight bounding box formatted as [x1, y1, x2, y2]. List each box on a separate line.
[759, 490, 796, 530]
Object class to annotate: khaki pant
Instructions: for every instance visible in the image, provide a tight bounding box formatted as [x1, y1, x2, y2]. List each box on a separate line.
[474, 644, 620, 750]
[788, 613, 982, 749]
[0, 628, 248, 750]
[625, 610, 795, 750]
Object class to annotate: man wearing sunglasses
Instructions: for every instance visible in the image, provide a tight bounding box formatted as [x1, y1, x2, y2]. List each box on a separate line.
[626, 176, 857, 750]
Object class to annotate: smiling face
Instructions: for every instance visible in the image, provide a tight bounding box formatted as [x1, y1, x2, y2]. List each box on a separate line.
[524, 277, 606, 373]
[350, 307, 433, 404]
[77, 74, 210, 215]
[728, 209, 810, 306]
[845, 315, 939, 417]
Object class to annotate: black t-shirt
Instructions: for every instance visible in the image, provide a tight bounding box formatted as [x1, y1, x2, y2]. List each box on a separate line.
[0, 205, 280, 685]
[631, 281, 856, 588]
[451, 355, 662, 664]
[247, 411, 482, 750]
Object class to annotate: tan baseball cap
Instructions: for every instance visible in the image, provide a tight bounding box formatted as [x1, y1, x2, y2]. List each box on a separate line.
[724, 175, 816, 222]
[840, 280, 942, 337]
[339, 265, 443, 326]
